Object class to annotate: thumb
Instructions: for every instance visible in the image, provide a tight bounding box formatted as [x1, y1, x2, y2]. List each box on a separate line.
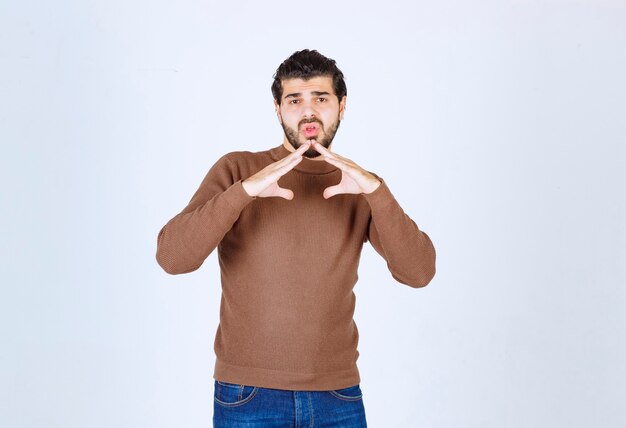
[276, 187, 295, 200]
[323, 185, 341, 199]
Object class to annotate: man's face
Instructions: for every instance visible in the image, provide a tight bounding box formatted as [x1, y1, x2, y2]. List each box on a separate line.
[275, 76, 346, 159]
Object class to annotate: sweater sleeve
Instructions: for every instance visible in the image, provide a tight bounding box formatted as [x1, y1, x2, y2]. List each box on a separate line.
[362, 176, 436, 288]
[156, 155, 256, 275]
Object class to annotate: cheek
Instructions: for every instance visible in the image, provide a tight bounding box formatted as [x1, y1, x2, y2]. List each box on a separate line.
[280, 108, 298, 124]
[321, 112, 338, 127]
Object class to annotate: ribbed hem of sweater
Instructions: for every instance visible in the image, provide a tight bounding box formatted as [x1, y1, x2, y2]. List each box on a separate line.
[213, 358, 361, 391]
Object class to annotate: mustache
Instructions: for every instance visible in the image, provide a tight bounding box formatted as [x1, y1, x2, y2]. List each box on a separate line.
[299, 118, 323, 127]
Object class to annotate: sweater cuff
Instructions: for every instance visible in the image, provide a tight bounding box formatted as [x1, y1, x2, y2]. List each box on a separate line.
[361, 177, 395, 211]
[222, 180, 256, 213]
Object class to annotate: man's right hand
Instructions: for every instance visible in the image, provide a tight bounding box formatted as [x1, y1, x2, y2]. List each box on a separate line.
[241, 141, 312, 199]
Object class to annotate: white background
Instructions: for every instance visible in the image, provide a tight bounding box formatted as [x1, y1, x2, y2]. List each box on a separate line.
[2, 1, 625, 427]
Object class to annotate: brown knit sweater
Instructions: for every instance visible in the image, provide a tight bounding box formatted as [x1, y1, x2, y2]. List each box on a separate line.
[156, 143, 436, 391]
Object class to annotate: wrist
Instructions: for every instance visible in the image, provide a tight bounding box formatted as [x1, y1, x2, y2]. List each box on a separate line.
[363, 179, 381, 194]
[241, 179, 254, 197]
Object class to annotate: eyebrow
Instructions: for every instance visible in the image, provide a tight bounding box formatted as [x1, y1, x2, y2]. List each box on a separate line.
[284, 91, 332, 99]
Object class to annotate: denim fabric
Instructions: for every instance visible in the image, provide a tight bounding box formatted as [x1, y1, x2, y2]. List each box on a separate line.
[213, 380, 367, 427]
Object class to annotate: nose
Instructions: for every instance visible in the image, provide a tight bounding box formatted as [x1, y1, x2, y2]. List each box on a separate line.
[301, 100, 317, 119]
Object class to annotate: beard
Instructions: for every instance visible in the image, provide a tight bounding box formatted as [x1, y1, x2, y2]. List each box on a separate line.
[281, 116, 341, 159]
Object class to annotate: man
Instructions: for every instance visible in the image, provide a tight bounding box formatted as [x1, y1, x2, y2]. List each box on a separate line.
[156, 49, 436, 427]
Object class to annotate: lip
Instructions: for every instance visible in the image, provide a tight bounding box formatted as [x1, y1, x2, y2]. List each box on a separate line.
[302, 125, 320, 138]
[301, 123, 320, 132]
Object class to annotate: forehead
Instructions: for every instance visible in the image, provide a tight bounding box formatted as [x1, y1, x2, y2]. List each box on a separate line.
[281, 76, 335, 97]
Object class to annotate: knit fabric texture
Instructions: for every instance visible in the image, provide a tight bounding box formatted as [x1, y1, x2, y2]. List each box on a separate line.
[156, 143, 436, 391]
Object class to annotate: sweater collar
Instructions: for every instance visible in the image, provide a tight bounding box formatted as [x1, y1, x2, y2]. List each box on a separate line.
[268, 143, 338, 174]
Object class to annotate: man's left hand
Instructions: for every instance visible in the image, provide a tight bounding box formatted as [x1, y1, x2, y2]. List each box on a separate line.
[312, 140, 381, 199]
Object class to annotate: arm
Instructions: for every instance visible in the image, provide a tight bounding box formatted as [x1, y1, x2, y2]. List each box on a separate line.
[308, 141, 436, 287]
[156, 142, 313, 275]
[155, 155, 255, 275]
[362, 177, 436, 288]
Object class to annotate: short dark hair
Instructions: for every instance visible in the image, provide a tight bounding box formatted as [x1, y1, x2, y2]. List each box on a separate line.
[271, 49, 347, 105]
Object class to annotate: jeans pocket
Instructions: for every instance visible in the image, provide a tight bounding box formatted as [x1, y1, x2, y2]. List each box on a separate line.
[329, 384, 363, 401]
[214, 380, 259, 407]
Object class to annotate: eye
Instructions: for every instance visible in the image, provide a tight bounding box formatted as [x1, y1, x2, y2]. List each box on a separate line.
[289, 99, 300, 104]
[317, 97, 327, 102]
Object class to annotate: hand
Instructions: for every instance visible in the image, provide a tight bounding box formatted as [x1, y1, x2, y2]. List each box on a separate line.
[242, 141, 312, 199]
[312, 140, 381, 199]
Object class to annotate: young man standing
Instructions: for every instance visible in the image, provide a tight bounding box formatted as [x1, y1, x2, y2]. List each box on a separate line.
[156, 49, 436, 427]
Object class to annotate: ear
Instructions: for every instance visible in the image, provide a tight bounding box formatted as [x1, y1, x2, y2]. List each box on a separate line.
[339, 96, 347, 120]
[273, 99, 282, 124]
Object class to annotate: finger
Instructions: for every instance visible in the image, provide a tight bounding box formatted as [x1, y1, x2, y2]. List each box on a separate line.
[322, 155, 350, 172]
[294, 140, 312, 154]
[312, 140, 343, 160]
[270, 141, 309, 169]
[312, 140, 334, 158]
[276, 187, 294, 200]
[313, 142, 353, 167]
[257, 142, 312, 189]
[323, 185, 341, 199]
[273, 152, 305, 176]
[290, 140, 312, 158]
[265, 145, 306, 177]
[313, 141, 357, 167]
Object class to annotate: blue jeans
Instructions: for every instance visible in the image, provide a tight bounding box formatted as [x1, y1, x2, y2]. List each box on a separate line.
[213, 380, 368, 427]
